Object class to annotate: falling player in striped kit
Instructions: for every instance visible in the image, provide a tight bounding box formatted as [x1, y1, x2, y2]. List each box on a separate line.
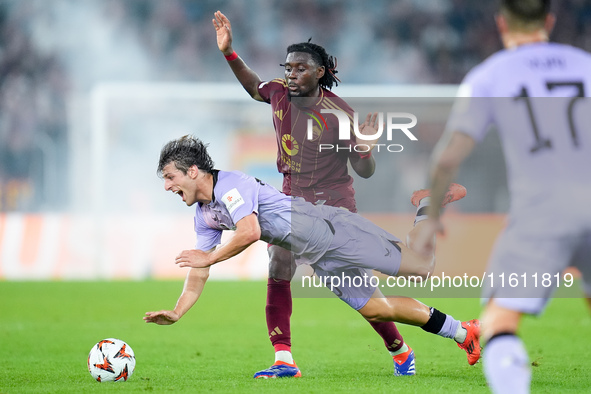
[413, 1, 591, 393]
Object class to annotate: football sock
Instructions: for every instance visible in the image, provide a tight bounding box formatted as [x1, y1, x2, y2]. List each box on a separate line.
[420, 307, 461, 340]
[266, 278, 292, 349]
[370, 321, 405, 353]
[454, 324, 468, 344]
[484, 333, 530, 394]
[389, 343, 409, 357]
[414, 197, 431, 225]
[273, 344, 294, 364]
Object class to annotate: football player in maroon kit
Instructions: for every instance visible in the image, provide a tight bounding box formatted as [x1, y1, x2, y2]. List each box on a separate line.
[213, 10, 477, 378]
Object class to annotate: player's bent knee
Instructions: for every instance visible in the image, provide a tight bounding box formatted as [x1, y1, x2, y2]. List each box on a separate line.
[398, 262, 433, 281]
[397, 244, 435, 280]
[267, 245, 295, 281]
[416, 256, 435, 279]
[359, 309, 388, 322]
[357, 298, 393, 322]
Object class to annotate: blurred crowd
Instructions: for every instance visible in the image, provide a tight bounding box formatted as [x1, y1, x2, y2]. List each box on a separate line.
[97, 0, 591, 83]
[0, 0, 70, 210]
[1, 0, 590, 211]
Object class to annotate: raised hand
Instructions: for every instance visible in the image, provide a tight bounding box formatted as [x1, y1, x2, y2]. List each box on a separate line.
[356, 112, 382, 149]
[212, 10, 233, 56]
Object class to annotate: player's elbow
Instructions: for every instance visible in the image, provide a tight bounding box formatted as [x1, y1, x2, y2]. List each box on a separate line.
[236, 215, 262, 246]
[352, 162, 375, 179]
[194, 267, 210, 281]
[433, 152, 462, 176]
[357, 167, 375, 179]
[243, 225, 261, 245]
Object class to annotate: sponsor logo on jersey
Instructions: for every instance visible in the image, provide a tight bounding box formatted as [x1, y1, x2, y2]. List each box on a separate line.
[221, 188, 245, 214]
[281, 134, 299, 156]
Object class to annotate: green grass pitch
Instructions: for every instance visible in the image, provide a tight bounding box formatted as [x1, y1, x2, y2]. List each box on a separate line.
[1, 280, 590, 393]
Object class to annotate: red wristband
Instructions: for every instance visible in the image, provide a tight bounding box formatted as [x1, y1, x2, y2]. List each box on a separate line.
[359, 151, 372, 159]
[224, 51, 238, 61]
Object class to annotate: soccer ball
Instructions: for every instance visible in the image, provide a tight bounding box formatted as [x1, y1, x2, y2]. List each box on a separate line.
[87, 338, 136, 382]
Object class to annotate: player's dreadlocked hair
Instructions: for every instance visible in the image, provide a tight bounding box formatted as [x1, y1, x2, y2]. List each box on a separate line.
[501, 0, 550, 30]
[286, 39, 341, 90]
[158, 135, 215, 176]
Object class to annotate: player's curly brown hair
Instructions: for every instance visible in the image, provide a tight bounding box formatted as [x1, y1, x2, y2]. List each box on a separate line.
[158, 135, 215, 177]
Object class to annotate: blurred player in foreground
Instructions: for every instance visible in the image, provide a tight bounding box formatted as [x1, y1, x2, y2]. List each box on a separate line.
[412, 0, 591, 392]
[143, 135, 480, 377]
[212, 9, 405, 378]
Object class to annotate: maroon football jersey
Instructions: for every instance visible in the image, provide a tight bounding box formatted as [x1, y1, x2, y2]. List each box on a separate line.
[258, 78, 359, 212]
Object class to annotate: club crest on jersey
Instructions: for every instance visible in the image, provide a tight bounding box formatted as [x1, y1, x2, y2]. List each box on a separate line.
[222, 188, 245, 214]
[281, 134, 299, 156]
[303, 109, 326, 141]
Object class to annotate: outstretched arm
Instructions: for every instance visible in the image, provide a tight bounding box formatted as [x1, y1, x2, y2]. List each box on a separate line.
[427, 131, 475, 218]
[412, 130, 475, 255]
[175, 213, 261, 269]
[144, 266, 210, 325]
[212, 10, 264, 101]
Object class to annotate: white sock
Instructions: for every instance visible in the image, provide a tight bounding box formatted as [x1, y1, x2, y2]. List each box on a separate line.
[436, 313, 461, 340]
[275, 350, 294, 364]
[454, 325, 467, 343]
[389, 343, 409, 357]
[484, 334, 530, 394]
[414, 197, 431, 225]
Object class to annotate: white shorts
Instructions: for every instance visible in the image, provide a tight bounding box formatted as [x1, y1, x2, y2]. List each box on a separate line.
[482, 222, 591, 315]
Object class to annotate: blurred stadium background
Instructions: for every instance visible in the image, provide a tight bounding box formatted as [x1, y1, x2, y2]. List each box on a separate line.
[1, 0, 590, 281]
